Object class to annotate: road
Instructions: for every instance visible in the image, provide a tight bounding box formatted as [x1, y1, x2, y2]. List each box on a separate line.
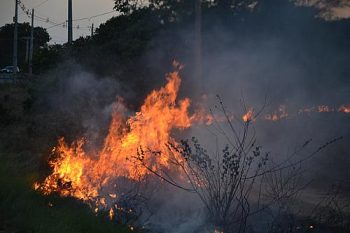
[0, 73, 34, 83]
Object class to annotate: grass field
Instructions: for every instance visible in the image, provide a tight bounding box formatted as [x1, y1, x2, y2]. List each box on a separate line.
[0, 84, 132, 233]
[0, 159, 132, 233]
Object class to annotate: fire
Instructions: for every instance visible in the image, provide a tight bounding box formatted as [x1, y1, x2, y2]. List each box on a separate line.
[34, 61, 350, 215]
[264, 104, 350, 121]
[265, 105, 288, 121]
[242, 108, 254, 122]
[35, 68, 192, 208]
[339, 105, 350, 114]
[317, 105, 332, 112]
[109, 208, 114, 220]
[298, 105, 334, 114]
[191, 108, 215, 125]
[214, 230, 224, 233]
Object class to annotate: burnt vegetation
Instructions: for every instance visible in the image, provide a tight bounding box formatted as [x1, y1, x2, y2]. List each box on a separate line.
[134, 98, 346, 232]
[1, 0, 350, 233]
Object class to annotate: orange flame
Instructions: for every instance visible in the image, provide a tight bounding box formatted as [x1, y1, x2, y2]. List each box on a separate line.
[298, 105, 350, 115]
[191, 108, 215, 125]
[265, 105, 288, 121]
[339, 105, 350, 114]
[35, 69, 192, 206]
[242, 108, 254, 122]
[109, 208, 114, 220]
[317, 105, 332, 112]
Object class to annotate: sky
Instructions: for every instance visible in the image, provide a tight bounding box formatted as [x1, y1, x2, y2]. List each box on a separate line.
[0, 0, 116, 44]
[296, 0, 350, 20]
[1, 0, 350, 44]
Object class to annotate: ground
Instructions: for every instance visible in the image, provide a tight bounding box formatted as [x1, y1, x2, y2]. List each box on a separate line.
[0, 83, 133, 233]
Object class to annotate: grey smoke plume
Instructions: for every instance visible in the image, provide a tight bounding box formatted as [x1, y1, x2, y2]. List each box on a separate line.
[35, 0, 350, 231]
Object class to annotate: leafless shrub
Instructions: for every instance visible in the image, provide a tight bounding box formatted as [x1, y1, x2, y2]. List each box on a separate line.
[134, 96, 341, 232]
[263, 162, 306, 233]
[310, 182, 350, 230]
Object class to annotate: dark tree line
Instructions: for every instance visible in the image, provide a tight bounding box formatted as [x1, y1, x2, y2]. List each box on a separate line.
[0, 22, 50, 71]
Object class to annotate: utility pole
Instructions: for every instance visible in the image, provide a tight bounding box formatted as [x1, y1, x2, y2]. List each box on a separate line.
[68, 0, 73, 43]
[29, 8, 34, 75]
[13, 0, 18, 75]
[91, 23, 94, 37]
[25, 38, 29, 62]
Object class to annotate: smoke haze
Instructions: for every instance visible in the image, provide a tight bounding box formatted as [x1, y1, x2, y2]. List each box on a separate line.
[33, 0, 350, 231]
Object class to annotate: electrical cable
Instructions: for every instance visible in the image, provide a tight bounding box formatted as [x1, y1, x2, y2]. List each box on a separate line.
[33, 0, 50, 9]
[15, 0, 116, 42]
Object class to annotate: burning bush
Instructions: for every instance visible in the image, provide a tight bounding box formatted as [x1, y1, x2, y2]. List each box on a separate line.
[33, 65, 344, 232]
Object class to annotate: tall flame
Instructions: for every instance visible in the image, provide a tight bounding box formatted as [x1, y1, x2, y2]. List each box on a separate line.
[35, 69, 192, 204]
[35, 66, 350, 205]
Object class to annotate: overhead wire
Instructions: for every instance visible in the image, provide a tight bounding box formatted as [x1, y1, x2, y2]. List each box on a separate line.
[43, 9, 116, 30]
[18, 1, 78, 30]
[33, 0, 50, 9]
[16, 0, 117, 29]
[18, 0, 62, 27]
[72, 10, 116, 22]
[16, 0, 117, 42]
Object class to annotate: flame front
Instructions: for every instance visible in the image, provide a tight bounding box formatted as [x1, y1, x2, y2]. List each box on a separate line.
[35, 70, 192, 204]
[265, 105, 288, 121]
[34, 68, 350, 204]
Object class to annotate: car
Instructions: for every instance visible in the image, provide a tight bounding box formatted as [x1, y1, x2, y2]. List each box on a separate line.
[0, 66, 20, 73]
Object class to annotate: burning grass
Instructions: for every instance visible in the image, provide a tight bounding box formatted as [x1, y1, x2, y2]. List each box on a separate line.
[34, 67, 193, 211]
[2, 66, 349, 232]
[0, 157, 133, 233]
[29, 64, 350, 231]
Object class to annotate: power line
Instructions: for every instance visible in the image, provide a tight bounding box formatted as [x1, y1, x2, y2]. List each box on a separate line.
[45, 21, 90, 30]
[15, 0, 116, 43]
[34, 16, 60, 26]
[18, 1, 89, 31]
[46, 22, 66, 30]
[18, 0, 60, 26]
[33, 0, 49, 9]
[72, 10, 116, 22]
[34, 10, 60, 24]
[18, 0, 116, 26]
[44, 11, 116, 31]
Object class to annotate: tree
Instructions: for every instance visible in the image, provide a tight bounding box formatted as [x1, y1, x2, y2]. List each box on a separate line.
[0, 22, 50, 70]
[113, 0, 259, 21]
[32, 44, 62, 74]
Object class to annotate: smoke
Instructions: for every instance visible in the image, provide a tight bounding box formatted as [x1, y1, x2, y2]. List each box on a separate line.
[32, 61, 134, 150]
[137, 0, 350, 229]
[33, 0, 350, 231]
[143, 186, 208, 233]
[200, 0, 350, 210]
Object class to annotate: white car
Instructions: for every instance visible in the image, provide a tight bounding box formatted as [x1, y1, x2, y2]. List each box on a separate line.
[0, 66, 20, 73]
